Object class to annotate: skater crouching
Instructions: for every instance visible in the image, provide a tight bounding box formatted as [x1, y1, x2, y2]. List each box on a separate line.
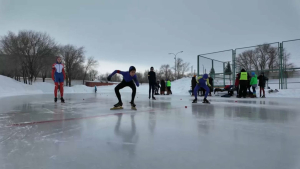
[107, 66, 139, 109]
[192, 74, 210, 104]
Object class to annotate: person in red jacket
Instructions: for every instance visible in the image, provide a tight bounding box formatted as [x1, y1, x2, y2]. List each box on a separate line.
[235, 73, 240, 97]
[52, 56, 66, 103]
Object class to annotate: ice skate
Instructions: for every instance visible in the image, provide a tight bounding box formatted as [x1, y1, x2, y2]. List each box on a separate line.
[152, 97, 156, 100]
[131, 102, 137, 110]
[60, 97, 65, 103]
[110, 102, 123, 110]
[202, 98, 210, 104]
[54, 98, 57, 103]
[192, 99, 197, 103]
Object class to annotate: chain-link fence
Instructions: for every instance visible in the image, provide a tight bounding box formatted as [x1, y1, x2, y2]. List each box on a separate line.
[198, 49, 233, 87]
[197, 39, 300, 89]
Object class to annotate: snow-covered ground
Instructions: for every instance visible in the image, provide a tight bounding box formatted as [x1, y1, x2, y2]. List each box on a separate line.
[1, 75, 300, 98]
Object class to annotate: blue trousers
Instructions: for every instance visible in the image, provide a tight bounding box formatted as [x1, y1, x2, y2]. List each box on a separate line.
[194, 84, 210, 99]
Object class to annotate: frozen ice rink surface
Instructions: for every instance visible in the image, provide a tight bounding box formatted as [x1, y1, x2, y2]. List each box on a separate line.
[0, 93, 300, 169]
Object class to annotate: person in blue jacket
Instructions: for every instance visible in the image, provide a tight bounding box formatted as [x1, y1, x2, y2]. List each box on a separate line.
[107, 66, 139, 108]
[192, 74, 210, 104]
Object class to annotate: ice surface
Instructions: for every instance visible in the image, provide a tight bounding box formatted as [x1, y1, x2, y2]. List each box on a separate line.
[0, 93, 300, 169]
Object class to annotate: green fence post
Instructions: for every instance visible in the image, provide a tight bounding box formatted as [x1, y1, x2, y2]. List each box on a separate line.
[223, 62, 225, 86]
[197, 55, 199, 76]
[232, 49, 236, 83]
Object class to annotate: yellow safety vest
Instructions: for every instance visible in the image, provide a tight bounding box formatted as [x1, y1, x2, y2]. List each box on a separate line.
[240, 72, 248, 80]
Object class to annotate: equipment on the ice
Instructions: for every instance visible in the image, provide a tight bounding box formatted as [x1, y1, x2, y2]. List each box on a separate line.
[110, 102, 123, 110]
[192, 99, 197, 103]
[54, 98, 57, 102]
[152, 97, 156, 100]
[61, 97, 65, 103]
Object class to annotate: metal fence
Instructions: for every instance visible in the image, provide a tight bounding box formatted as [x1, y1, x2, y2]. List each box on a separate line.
[197, 39, 300, 89]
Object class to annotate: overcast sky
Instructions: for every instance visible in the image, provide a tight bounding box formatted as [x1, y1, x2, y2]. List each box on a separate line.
[1, 0, 300, 74]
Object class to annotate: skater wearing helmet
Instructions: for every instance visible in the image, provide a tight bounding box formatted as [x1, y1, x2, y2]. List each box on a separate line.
[250, 72, 258, 98]
[192, 74, 210, 104]
[107, 66, 139, 110]
[52, 56, 66, 103]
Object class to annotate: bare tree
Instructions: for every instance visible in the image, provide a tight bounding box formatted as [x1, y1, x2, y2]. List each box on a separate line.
[0, 31, 58, 84]
[83, 57, 98, 84]
[160, 64, 173, 80]
[236, 44, 293, 72]
[60, 45, 85, 86]
[89, 69, 98, 81]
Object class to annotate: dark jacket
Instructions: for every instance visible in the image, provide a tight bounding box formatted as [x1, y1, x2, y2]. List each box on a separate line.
[191, 77, 196, 89]
[209, 77, 213, 87]
[148, 71, 156, 84]
[258, 74, 267, 87]
[160, 80, 166, 91]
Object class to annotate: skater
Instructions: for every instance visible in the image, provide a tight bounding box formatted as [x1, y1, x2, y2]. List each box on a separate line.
[250, 72, 258, 98]
[107, 66, 139, 109]
[191, 75, 197, 96]
[235, 73, 240, 97]
[192, 74, 210, 104]
[166, 79, 172, 95]
[258, 72, 267, 98]
[52, 56, 66, 103]
[148, 67, 156, 100]
[238, 69, 248, 98]
[95, 85, 97, 93]
[160, 79, 166, 95]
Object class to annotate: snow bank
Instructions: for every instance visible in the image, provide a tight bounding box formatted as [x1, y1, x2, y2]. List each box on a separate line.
[1, 75, 300, 98]
[0, 75, 95, 98]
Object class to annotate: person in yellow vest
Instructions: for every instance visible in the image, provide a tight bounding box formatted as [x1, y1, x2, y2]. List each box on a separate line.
[166, 80, 171, 95]
[238, 69, 248, 98]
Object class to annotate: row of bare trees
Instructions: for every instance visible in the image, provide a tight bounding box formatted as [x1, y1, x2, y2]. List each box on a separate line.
[97, 58, 190, 83]
[0, 30, 99, 86]
[236, 44, 293, 72]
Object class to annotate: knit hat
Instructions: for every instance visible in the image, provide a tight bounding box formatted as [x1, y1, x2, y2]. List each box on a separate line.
[203, 74, 208, 79]
[129, 66, 136, 72]
[251, 72, 255, 76]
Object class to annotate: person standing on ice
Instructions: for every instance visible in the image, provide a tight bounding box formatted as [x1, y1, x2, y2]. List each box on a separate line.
[238, 69, 248, 98]
[258, 72, 267, 98]
[192, 74, 210, 103]
[52, 56, 66, 103]
[235, 73, 240, 97]
[191, 75, 197, 96]
[166, 79, 172, 95]
[107, 66, 139, 108]
[250, 72, 258, 98]
[148, 67, 157, 100]
[160, 79, 166, 95]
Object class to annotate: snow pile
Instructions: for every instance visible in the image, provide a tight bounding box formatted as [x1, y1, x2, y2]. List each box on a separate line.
[0, 75, 95, 98]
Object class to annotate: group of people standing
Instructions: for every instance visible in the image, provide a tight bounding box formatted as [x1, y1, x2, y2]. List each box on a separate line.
[148, 67, 172, 99]
[235, 69, 267, 98]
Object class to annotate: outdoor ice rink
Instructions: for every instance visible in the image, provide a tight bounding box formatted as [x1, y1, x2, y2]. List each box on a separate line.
[0, 93, 300, 169]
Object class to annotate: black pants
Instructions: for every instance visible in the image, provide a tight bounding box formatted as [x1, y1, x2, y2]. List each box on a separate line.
[236, 86, 239, 96]
[239, 81, 248, 97]
[115, 80, 136, 103]
[149, 83, 155, 98]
